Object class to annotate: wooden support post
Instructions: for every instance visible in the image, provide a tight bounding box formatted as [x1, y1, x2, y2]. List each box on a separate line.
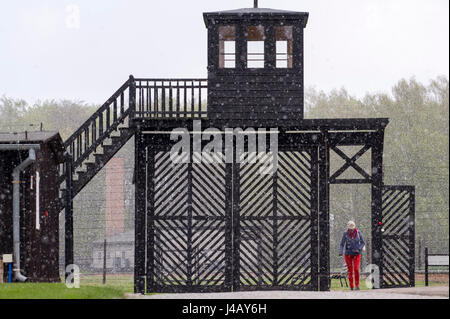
[134, 131, 146, 294]
[129, 75, 136, 120]
[232, 146, 241, 291]
[64, 154, 74, 284]
[366, 237, 372, 265]
[310, 146, 319, 291]
[318, 131, 330, 291]
[224, 156, 233, 291]
[146, 141, 156, 293]
[371, 129, 384, 288]
[186, 147, 193, 287]
[272, 149, 279, 287]
[425, 247, 429, 287]
[103, 239, 107, 284]
[409, 187, 415, 287]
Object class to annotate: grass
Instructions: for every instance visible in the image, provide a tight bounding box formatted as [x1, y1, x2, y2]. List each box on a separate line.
[0, 273, 134, 299]
[0, 283, 127, 299]
[78, 273, 134, 292]
[1, 274, 446, 298]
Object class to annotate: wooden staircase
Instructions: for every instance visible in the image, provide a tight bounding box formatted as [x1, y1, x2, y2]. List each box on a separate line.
[58, 76, 208, 209]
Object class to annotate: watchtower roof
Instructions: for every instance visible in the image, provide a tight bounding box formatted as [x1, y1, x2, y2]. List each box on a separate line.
[203, 7, 309, 28]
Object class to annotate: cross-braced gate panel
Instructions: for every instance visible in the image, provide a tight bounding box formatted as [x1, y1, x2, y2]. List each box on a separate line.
[380, 185, 415, 288]
[146, 143, 232, 293]
[234, 149, 319, 291]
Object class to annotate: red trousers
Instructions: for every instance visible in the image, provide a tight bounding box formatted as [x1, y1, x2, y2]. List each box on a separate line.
[344, 254, 361, 288]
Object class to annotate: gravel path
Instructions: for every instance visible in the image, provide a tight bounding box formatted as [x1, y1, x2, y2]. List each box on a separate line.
[125, 286, 448, 299]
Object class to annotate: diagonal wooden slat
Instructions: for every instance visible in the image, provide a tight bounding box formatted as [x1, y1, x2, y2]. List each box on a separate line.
[330, 145, 371, 181]
[381, 186, 415, 288]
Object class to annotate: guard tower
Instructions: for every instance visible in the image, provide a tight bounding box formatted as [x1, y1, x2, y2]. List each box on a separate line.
[204, 4, 309, 119]
[59, 2, 416, 295]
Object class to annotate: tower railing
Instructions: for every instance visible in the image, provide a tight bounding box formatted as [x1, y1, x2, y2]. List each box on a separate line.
[132, 78, 208, 119]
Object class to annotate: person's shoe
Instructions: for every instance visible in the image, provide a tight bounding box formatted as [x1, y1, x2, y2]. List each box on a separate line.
[355, 287, 360, 291]
[350, 287, 354, 291]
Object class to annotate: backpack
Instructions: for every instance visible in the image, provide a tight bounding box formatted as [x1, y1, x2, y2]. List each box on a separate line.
[357, 231, 366, 252]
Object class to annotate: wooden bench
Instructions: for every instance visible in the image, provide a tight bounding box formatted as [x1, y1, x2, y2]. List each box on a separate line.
[330, 265, 348, 288]
[425, 248, 449, 286]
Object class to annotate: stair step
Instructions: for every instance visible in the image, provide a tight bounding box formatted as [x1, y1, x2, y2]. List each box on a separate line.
[60, 123, 134, 203]
[85, 162, 97, 170]
[104, 143, 115, 150]
[94, 153, 114, 167]
[76, 169, 96, 188]
[93, 153, 106, 163]
[77, 170, 86, 178]
[92, 145, 113, 157]
[119, 127, 133, 134]
[111, 136, 123, 142]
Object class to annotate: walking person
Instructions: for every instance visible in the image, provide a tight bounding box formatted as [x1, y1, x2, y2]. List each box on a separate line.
[339, 221, 365, 290]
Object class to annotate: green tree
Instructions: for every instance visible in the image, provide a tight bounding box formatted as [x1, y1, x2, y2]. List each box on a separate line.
[0, 96, 28, 131]
[23, 99, 97, 140]
[306, 76, 449, 267]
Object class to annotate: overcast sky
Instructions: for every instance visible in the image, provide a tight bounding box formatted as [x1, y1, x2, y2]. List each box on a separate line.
[0, 0, 448, 105]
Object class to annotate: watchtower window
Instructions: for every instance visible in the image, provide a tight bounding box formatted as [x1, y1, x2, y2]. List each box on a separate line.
[247, 26, 265, 68]
[276, 26, 293, 68]
[219, 26, 236, 68]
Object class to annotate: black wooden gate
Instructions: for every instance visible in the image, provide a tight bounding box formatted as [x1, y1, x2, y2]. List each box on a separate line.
[233, 148, 319, 291]
[380, 185, 415, 288]
[145, 135, 319, 292]
[146, 143, 232, 293]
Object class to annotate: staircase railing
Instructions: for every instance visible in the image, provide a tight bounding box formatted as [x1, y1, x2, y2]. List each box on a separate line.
[59, 76, 209, 187]
[59, 76, 135, 182]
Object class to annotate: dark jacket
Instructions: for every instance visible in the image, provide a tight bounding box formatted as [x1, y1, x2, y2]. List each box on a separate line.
[339, 230, 365, 256]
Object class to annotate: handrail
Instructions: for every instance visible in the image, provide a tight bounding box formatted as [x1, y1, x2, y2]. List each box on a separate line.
[64, 78, 131, 148]
[59, 77, 134, 184]
[135, 78, 207, 82]
[59, 76, 209, 187]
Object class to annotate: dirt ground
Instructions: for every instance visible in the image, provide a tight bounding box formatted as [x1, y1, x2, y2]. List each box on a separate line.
[415, 273, 449, 283]
[125, 286, 448, 299]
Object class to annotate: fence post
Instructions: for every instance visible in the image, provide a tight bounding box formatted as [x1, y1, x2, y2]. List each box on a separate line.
[425, 247, 429, 286]
[366, 237, 372, 265]
[103, 239, 107, 284]
[0, 256, 3, 284]
[418, 236, 423, 270]
[129, 75, 136, 120]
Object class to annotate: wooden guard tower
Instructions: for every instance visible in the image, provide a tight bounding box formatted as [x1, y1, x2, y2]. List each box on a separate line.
[204, 6, 308, 119]
[60, 2, 416, 294]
